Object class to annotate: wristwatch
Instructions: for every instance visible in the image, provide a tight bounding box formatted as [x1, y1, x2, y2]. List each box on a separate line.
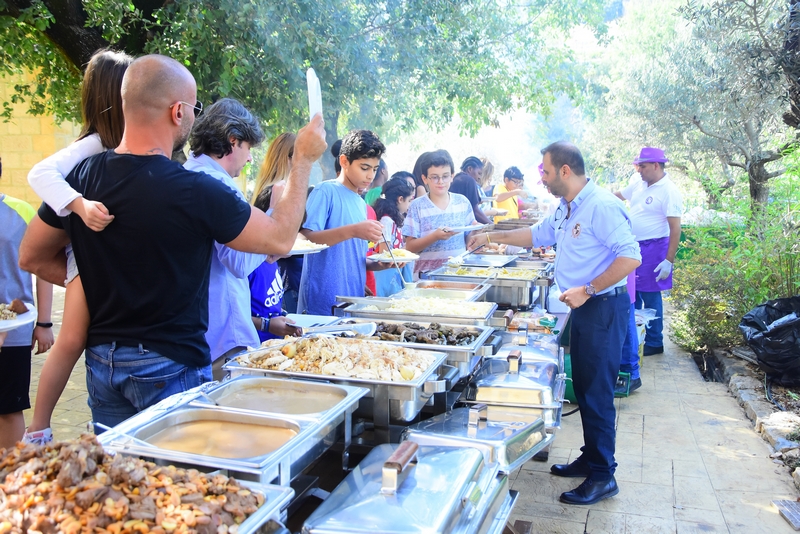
[584, 283, 597, 297]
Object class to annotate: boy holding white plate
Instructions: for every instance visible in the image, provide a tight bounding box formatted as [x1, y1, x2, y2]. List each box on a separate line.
[403, 149, 481, 277]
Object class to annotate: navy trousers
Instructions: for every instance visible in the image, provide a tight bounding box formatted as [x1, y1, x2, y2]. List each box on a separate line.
[570, 292, 630, 481]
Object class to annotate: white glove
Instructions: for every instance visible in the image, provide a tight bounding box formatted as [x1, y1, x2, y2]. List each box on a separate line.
[654, 259, 673, 281]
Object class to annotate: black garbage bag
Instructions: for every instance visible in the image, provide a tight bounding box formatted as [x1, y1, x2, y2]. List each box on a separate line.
[739, 296, 800, 386]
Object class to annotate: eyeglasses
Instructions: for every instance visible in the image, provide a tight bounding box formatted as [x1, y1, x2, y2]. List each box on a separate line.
[170, 100, 204, 117]
[508, 178, 524, 185]
[426, 174, 452, 184]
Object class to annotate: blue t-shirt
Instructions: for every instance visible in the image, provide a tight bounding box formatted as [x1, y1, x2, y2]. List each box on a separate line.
[298, 180, 368, 315]
[248, 261, 284, 343]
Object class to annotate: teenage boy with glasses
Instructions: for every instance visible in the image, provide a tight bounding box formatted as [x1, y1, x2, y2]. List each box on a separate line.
[403, 149, 481, 277]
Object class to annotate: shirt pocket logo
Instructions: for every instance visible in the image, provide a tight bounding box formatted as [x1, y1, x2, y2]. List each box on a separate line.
[645, 196, 654, 204]
[571, 223, 582, 238]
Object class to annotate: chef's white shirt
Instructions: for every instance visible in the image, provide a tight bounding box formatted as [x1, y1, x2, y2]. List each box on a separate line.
[621, 173, 683, 240]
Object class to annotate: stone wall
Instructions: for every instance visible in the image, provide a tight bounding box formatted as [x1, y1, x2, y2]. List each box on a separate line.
[0, 73, 80, 206]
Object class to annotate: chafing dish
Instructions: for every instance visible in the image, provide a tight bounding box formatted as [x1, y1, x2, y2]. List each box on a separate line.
[458, 254, 518, 268]
[101, 378, 367, 485]
[302, 442, 518, 534]
[229, 481, 294, 534]
[494, 218, 539, 230]
[461, 351, 566, 430]
[391, 285, 490, 301]
[333, 298, 500, 326]
[225, 350, 456, 428]
[402, 405, 552, 474]
[427, 266, 547, 309]
[334, 317, 496, 378]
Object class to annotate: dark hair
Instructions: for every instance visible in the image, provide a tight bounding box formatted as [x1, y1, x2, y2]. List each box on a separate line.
[369, 159, 388, 190]
[340, 130, 385, 163]
[503, 166, 524, 180]
[412, 152, 431, 187]
[391, 170, 415, 183]
[541, 141, 585, 176]
[331, 139, 343, 174]
[422, 149, 454, 177]
[373, 176, 414, 228]
[460, 156, 483, 172]
[189, 98, 265, 158]
[79, 49, 133, 149]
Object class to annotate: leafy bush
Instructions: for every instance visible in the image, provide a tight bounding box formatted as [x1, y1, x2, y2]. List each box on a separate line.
[670, 184, 799, 352]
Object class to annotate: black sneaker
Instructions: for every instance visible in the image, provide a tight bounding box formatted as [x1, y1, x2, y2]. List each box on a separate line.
[643, 345, 664, 356]
[628, 377, 642, 393]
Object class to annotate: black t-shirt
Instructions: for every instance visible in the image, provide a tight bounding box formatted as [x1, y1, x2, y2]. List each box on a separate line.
[39, 151, 252, 367]
[450, 172, 490, 224]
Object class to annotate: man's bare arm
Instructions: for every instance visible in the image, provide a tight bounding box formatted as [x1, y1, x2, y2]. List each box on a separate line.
[226, 114, 327, 255]
[666, 217, 681, 263]
[18, 216, 70, 286]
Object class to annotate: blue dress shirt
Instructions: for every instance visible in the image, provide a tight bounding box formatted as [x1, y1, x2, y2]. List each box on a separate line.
[184, 154, 266, 359]
[530, 179, 641, 293]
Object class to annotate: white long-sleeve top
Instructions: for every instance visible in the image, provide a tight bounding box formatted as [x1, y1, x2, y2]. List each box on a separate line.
[28, 133, 104, 216]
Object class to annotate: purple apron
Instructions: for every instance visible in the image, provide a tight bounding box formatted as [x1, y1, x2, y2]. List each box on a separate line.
[635, 237, 672, 292]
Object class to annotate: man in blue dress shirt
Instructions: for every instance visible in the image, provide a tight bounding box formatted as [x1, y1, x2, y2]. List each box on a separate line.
[469, 141, 641, 505]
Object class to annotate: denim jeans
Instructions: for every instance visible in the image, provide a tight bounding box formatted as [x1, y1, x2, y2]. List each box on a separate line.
[619, 303, 640, 380]
[85, 342, 211, 429]
[570, 292, 629, 481]
[635, 290, 664, 347]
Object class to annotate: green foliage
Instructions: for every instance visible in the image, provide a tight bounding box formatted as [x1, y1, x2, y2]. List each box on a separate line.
[0, 1, 81, 122]
[1, 0, 610, 142]
[670, 169, 800, 352]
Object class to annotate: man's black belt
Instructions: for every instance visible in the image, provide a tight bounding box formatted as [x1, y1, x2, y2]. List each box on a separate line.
[598, 286, 628, 297]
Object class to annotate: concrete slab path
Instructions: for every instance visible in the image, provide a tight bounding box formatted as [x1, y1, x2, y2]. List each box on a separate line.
[25, 287, 799, 532]
[509, 330, 798, 533]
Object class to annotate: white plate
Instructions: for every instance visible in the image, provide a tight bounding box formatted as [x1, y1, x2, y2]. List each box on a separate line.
[444, 224, 488, 234]
[493, 209, 508, 216]
[0, 302, 36, 333]
[289, 244, 329, 255]
[480, 197, 497, 203]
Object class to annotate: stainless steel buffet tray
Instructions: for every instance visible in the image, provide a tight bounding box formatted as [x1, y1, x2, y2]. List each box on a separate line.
[227, 481, 294, 534]
[100, 378, 367, 485]
[402, 405, 552, 474]
[333, 298, 500, 327]
[333, 317, 496, 378]
[224, 350, 455, 424]
[302, 442, 513, 534]
[426, 266, 546, 309]
[461, 351, 566, 430]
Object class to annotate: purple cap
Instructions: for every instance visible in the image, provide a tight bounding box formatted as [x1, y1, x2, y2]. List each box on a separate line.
[633, 147, 669, 164]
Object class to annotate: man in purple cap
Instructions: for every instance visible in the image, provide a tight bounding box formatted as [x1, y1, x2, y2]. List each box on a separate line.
[615, 147, 683, 355]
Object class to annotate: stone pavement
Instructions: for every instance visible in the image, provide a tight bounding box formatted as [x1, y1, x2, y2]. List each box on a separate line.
[509, 335, 799, 533]
[26, 287, 799, 532]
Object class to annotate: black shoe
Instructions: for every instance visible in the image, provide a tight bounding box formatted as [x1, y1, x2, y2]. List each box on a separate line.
[550, 460, 592, 478]
[560, 477, 619, 505]
[628, 377, 642, 392]
[643, 345, 664, 356]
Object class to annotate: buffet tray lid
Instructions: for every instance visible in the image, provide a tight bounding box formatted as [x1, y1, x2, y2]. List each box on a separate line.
[464, 353, 561, 408]
[402, 406, 546, 474]
[459, 254, 518, 267]
[302, 443, 494, 534]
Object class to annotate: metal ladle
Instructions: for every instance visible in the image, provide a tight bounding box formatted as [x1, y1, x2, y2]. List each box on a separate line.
[382, 234, 416, 289]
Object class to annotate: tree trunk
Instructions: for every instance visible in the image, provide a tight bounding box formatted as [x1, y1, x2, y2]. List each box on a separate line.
[2, 0, 109, 69]
[783, 0, 800, 128]
[748, 159, 771, 217]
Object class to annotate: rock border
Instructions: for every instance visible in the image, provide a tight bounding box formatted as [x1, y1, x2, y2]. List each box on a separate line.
[711, 348, 800, 490]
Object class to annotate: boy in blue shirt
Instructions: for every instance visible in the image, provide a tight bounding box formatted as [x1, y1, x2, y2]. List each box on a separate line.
[298, 130, 392, 315]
